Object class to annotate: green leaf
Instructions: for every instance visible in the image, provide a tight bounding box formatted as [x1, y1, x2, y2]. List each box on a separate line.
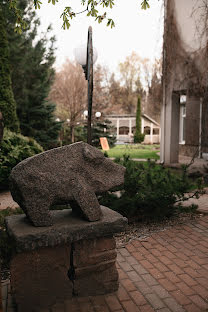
[141, 0, 150, 10]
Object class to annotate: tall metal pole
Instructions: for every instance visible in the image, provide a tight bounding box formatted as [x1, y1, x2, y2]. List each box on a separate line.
[86, 26, 93, 145]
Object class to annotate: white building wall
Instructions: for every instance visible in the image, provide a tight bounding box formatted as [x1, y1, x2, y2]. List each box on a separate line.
[174, 0, 206, 53]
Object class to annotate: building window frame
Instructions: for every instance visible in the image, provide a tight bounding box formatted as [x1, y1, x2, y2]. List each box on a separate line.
[179, 95, 186, 144]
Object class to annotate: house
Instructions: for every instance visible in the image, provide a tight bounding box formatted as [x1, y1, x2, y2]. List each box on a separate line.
[106, 114, 160, 144]
[161, 0, 208, 164]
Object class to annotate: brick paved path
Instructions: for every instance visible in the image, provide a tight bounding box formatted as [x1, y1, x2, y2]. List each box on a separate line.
[2, 216, 208, 312]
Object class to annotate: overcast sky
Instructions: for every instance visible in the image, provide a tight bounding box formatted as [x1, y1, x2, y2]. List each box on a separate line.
[36, 0, 164, 73]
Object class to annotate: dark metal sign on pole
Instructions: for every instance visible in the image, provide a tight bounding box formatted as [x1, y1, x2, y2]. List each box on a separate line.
[86, 26, 93, 145]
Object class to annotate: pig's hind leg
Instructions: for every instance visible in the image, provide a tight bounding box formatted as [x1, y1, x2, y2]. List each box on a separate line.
[22, 196, 53, 227]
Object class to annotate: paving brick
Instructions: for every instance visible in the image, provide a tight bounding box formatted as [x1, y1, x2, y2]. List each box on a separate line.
[189, 294, 208, 310]
[120, 300, 140, 312]
[195, 277, 208, 289]
[192, 284, 208, 299]
[145, 254, 158, 263]
[140, 304, 155, 312]
[163, 297, 185, 312]
[117, 268, 128, 280]
[105, 294, 122, 311]
[171, 290, 191, 306]
[131, 252, 144, 261]
[202, 263, 208, 271]
[158, 308, 172, 312]
[119, 261, 133, 272]
[131, 240, 142, 248]
[153, 261, 169, 272]
[125, 243, 137, 253]
[120, 278, 137, 292]
[134, 281, 153, 295]
[141, 241, 153, 250]
[176, 252, 189, 261]
[139, 247, 150, 256]
[117, 253, 125, 263]
[166, 245, 178, 253]
[141, 274, 158, 286]
[127, 270, 142, 282]
[184, 303, 202, 312]
[132, 263, 148, 275]
[183, 267, 200, 278]
[148, 267, 165, 279]
[129, 290, 147, 306]
[167, 264, 184, 275]
[158, 278, 177, 292]
[125, 256, 139, 265]
[191, 255, 208, 265]
[151, 249, 162, 257]
[118, 248, 131, 257]
[117, 285, 130, 302]
[175, 282, 195, 296]
[162, 250, 177, 259]
[178, 274, 197, 286]
[151, 285, 170, 299]
[136, 260, 153, 269]
[164, 271, 180, 283]
[160, 256, 173, 265]
[145, 293, 165, 309]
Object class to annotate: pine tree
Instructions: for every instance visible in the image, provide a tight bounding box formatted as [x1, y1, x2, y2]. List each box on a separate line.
[134, 96, 145, 143]
[88, 119, 116, 148]
[0, 5, 19, 132]
[6, 0, 61, 149]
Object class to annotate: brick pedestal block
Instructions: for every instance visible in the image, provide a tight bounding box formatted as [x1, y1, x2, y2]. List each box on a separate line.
[6, 207, 127, 312]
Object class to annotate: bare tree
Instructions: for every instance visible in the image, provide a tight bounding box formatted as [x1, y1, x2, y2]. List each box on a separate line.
[145, 58, 162, 122]
[49, 60, 87, 143]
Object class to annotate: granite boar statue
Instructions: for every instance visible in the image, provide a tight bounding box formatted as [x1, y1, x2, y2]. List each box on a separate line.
[9, 142, 125, 227]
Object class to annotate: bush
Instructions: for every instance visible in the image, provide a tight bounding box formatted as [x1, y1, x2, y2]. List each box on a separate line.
[99, 156, 203, 221]
[0, 129, 43, 189]
[134, 131, 145, 143]
[0, 207, 23, 268]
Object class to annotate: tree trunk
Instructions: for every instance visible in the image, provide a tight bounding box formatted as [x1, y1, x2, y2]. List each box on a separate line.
[71, 125, 75, 143]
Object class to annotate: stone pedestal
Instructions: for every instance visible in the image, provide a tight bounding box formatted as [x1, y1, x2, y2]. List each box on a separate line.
[6, 207, 127, 312]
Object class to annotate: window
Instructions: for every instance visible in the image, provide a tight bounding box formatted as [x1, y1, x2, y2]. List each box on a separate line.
[153, 128, 159, 135]
[179, 95, 186, 144]
[119, 126, 129, 135]
[144, 126, 150, 135]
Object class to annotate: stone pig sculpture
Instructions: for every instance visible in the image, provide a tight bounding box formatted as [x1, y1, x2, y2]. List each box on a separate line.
[9, 142, 125, 227]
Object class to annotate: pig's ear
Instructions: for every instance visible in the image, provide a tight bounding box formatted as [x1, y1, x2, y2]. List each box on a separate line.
[83, 145, 104, 162]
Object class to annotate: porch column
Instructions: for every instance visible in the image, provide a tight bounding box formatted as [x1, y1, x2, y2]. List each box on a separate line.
[116, 118, 119, 140]
[161, 92, 180, 164]
[141, 117, 144, 133]
[129, 118, 132, 135]
[150, 123, 153, 144]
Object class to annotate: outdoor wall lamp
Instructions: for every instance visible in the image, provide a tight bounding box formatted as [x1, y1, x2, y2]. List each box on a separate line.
[74, 26, 98, 145]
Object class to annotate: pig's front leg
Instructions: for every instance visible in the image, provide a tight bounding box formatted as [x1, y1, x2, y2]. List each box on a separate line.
[70, 179, 102, 221]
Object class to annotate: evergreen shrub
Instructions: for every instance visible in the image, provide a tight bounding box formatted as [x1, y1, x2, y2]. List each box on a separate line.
[0, 207, 23, 268]
[134, 96, 145, 143]
[99, 156, 202, 220]
[0, 129, 43, 189]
